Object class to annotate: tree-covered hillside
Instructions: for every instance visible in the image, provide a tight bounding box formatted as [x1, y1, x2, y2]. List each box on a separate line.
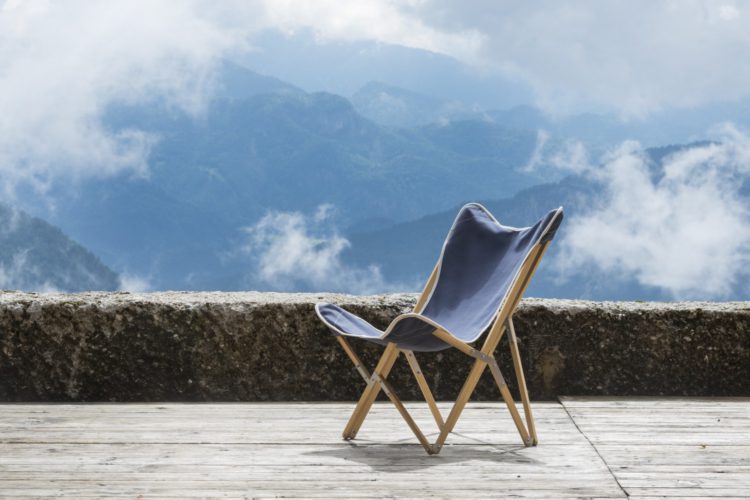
[20, 63, 550, 290]
[0, 204, 119, 292]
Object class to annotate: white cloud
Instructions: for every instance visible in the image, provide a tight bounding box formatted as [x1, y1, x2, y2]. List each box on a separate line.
[259, 0, 482, 62]
[555, 126, 750, 299]
[242, 205, 403, 293]
[0, 0, 479, 198]
[521, 131, 592, 175]
[0, 0, 258, 196]
[5, 0, 750, 200]
[0, 250, 59, 292]
[372, 1, 750, 117]
[118, 273, 152, 293]
[548, 139, 591, 174]
[252, 1, 750, 117]
[0, 251, 27, 290]
[521, 129, 549, 172]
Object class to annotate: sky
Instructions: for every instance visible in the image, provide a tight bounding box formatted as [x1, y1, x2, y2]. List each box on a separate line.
[3, 0, 750, 195]
[1, 0, 750, 298]
[252, 0, 750, 118]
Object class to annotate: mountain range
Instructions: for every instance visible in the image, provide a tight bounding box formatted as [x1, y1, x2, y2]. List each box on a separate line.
[6, 57, 750, 298]
[16, 62, 554, 291]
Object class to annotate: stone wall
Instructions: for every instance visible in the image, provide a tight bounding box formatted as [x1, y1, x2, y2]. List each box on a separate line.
[0, 291, 748, 401]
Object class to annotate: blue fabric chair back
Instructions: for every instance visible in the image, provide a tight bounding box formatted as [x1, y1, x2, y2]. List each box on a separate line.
[419, 204, 562, 343]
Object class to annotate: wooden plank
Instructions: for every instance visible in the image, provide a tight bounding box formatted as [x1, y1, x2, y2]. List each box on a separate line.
[595, 445, 750, 466]
[0, 442, 602, 466]
[0, 489, 625, 499]
[560, 397, 750, 499]
[0, 402, 581, 448]
[3, 431, 741, 445]
[0, 464, 614, 475]
[559, 396, 750, 407]
[3, 461, 741, 475]
[0, 402, 503, 417]
[623, 488, 750, 497]
[0, 400, 627, 499]
[628, 497, 750, 500]
[619, 477, 750, 488]
[9, 398, 750, 498]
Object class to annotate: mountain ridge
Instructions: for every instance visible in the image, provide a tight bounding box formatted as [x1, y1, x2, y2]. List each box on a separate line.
[0, 204, 120, 292]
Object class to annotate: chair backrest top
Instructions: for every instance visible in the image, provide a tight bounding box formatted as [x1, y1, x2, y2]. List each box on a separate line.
[418, 203, 563, 343]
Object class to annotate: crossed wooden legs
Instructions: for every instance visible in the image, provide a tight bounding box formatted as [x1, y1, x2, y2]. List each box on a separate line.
[337, 339, 437, 454]
[335, 317, 537, 455]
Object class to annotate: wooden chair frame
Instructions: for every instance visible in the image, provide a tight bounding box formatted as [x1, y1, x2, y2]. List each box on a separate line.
[335, 242, 549, 455]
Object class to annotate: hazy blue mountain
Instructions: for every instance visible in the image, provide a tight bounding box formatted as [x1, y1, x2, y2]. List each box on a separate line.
[20, 63, 549, 290]
[490, 101, 750, 149]
[18, 59, 741, 294]
[236, 30, 533, 109]
[114, 89, 544, 224]
[237, 31, 750, 148]
[39, 176, 239, 290]
[0, 204, 120, 292]
[344, 176, 677, 301]
[217, 60, 302, 100]
[352, 79, 750, 151]
[351, 81, 481, 127]
[343, 176, 601, 297]
[488, 105, 549, 131]
[343, 143, 731, 301]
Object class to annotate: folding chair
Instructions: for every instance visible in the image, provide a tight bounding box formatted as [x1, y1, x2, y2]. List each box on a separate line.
[316, 203, 563, 455]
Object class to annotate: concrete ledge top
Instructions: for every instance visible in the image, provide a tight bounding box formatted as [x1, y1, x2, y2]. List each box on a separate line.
[1, 290, 749, 313]
[1, 291, 748, 401]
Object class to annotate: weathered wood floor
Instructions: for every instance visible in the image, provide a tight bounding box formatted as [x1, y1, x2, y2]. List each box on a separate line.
[0, 397, 748, 499]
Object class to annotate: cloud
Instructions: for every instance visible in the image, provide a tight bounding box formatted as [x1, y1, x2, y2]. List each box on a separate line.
[522, 131, 592, 176]
[0, 0, 258, 197]
[548, 139, 591, 174]
[0, 0, 480, 198]
[253, 1, 750, 117]
[521, 129, 549, 172]
[118, 273, 152, 293]
[0, 250, 60, 292]
[5, 0, 750, 200]
[555, 125, 750, 299]
[348, 1, 750, 117]
[259, 0, 482, 62]
[241, 205, 404, 293]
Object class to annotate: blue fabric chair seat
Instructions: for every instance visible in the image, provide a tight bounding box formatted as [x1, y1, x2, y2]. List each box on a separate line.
[316, 203, 563, 353]
[316, 304, 456, 352]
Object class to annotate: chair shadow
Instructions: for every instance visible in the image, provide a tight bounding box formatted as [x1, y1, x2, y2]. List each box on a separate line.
[304, 432, 538, 473]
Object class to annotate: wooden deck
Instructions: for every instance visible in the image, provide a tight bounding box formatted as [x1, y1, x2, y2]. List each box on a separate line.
[0, 397, 748, 499]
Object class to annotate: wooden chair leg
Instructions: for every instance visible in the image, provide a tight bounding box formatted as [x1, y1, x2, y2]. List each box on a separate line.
[506, 317, 538, 445]
[336, 337, 371, 382]
[488, 358, 532, 446]
[432, 357, 486, 452]
[342, 342, 399, 440]
[377, 377, 435, 454]
[403, 350, 444, 429]
[336, 321, 537, 452]
[337, 340, 436, 454]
